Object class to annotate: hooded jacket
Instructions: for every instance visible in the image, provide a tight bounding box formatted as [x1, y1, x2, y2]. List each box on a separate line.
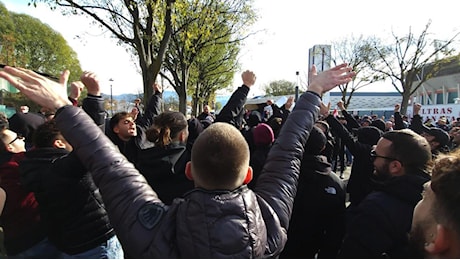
[52, 90, 321, 258]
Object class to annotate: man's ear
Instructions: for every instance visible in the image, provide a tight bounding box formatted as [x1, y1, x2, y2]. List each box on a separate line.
[243, 166, 253, 185]
[113, 126, 120, 134]
[4, 144, 14, 153]
[425, 224, 450, 256]
[389, 160, 404, 176]
[185, 161, 193, 181]
[53, 139, 66, 149]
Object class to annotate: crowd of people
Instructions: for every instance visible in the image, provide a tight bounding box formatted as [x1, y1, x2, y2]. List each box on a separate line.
[0, 62, 459, 258]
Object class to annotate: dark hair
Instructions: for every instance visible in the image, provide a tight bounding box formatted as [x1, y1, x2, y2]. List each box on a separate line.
[33, 120, 63, 148]
[430, 149, 460, 236]
[109, 112, 131, 131]
[381, 129, 432, 174]
[146, 111, 187, 148]
[0, 113, 8, 130]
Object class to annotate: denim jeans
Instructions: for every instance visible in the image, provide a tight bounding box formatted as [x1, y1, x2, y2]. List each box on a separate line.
[60, 235, 124, 259]
[9, 237, 61, 259]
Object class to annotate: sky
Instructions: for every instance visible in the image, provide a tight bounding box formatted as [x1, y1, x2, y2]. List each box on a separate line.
[2, 0, 460, 97]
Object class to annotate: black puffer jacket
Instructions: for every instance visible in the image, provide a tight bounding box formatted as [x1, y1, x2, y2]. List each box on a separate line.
[339, 172, 430, 258]
[19, 148, 116, 255]
[53, 90, 321, 258]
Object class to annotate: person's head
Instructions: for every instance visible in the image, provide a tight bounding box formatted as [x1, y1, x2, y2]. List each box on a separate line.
[0, 113, 8, 131]
[0, 129, 26, 153]
[357, 126, 383, 146]
[19, 105, 29, 113]
[361, 118, 372, 127]
[409, 149, 460, 258]
[371, 129, 431, 181]
[146, 111, 188, 148]
[203, 105, 210, 114]
[304, 125, 326, 155]
[186, 122, 252, 190]
[385, 120, 394, 131]
[252, 123, 274, 147]
[33, 120, 72, 151]
[449, 126, 460, 146]
[371, 118, 386, 132]
[422, 127, 450, 152]
[110, 112, 137, 141]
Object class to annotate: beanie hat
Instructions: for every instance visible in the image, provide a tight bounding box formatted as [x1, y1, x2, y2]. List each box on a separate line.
[426, 127, 449, 148]
[247, 111, 262, 128]
[371, 119, 385, 132]
[357, 126, 383, 146]
[253, 123, 274, 146]
[305, 125, 327, 155]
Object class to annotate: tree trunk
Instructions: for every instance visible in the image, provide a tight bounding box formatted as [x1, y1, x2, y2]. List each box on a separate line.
[400, 91, 412, 116]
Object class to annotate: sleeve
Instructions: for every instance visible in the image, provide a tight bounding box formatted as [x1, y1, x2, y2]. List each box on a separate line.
[82, 94, 106, 130]
[54, 106, 165, 257]
[409, 114, 430, 134]
[215, 85, 250, 129]
[254, 91, 320, 233]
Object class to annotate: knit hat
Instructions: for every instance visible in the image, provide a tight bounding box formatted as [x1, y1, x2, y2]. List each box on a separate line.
[305, 125, 327, 155]
[426, 127, 449, 147]
[247, 110, 262, 128]
[253, 123, 274, 146]
[371, 119, 386, 132]
[357, 126, 383, 146]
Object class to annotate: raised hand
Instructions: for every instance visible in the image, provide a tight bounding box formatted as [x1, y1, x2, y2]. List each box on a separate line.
[337, 100, 345, 111]
[394, 104, 400, 113]
[69, 81, 84, 100]
[242, 70, 256, 87]
[320, 102, 331, 118]
[0, 66, 72, 110]
[285, 96, 295, 110]
[307, 63, 355, 95]
[80, 71, 101, 96]
[153, 83, 163, 94]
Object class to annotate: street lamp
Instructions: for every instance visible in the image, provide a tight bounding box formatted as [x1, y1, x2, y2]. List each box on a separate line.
[109, 78, 114, 117]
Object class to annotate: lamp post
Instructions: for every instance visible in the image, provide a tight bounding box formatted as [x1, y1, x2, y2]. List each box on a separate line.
[109, 78, 114, 117]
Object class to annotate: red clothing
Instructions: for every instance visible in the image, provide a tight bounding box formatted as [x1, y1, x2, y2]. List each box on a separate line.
[0, 152, 46, 255]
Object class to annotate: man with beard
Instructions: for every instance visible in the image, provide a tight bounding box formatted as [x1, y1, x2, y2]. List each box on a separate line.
[338, 129, 432, 258]
[409, 149, 460, 258]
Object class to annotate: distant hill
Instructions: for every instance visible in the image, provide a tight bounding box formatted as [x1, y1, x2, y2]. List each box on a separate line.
[102, 90, 231, 107]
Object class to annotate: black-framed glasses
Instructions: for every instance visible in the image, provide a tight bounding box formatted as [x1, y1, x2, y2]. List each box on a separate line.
[8, 133, 24, 145]
[370, 149, 398, 161]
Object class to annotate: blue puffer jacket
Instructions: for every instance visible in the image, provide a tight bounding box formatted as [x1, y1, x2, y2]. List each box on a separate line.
[53, 90, 321, 258]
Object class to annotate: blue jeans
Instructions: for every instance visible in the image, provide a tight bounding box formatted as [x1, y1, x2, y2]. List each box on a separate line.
[9, 237, 61, 258]
[60, 235, 124, 259]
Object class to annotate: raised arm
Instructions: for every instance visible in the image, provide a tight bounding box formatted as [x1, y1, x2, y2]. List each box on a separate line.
[80, 71, 106, 129]
[254, 64, 355, 249]
[0, 66, 165, 257]
[215, 70, 256, 129]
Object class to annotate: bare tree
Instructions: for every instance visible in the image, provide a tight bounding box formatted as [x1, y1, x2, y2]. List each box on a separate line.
[368, 20, 460, 114]
[330, 35, 384, 109]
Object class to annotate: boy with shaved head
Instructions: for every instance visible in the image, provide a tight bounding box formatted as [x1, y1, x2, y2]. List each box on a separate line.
[0, 63, 355, 258]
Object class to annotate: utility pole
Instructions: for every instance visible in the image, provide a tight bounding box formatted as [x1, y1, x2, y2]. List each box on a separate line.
[109, 78, 114, 117]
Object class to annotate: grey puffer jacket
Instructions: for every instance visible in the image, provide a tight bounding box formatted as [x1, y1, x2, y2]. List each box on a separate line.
[53, 90, 321, 258]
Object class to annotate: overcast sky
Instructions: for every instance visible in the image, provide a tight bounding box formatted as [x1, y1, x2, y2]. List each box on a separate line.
[2, 0, 460, 96]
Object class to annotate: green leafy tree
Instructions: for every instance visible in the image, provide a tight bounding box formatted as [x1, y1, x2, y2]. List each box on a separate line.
[368, 20, 460, 114]
[264, 80, 296, 96]
[160, 0, 256, 114]
[29, 0, 175, 105]
[0, 2, 82, 111]
[188, 33, 240, 117]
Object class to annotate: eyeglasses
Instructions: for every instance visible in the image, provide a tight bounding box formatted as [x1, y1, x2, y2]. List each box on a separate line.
[370, 149, 398, 161]
[8, 133, 24, 145]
